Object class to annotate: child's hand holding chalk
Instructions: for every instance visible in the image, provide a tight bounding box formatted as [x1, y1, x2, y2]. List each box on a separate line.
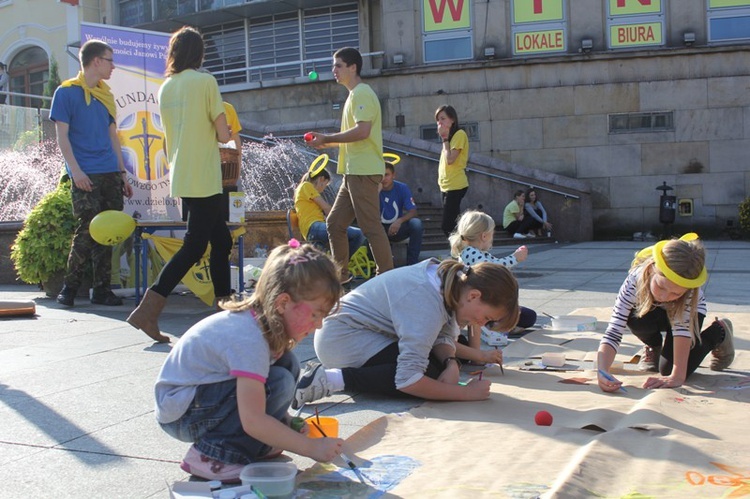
[463, 378, 491, 399]
[598, 369, 627, 393]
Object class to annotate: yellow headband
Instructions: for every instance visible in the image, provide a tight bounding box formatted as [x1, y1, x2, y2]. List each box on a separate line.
[308, 153, 329, 177]
[383, 152, 401, 165]
[636, 233, 707, 289]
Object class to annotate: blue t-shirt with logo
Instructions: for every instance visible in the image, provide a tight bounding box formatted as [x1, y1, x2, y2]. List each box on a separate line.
[380, 181, 416, 224]
[50, 85, 118, 175]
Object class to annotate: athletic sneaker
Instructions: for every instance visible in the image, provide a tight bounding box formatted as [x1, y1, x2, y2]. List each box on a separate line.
[292, 362, 331, 410]
[637, 345, 661, 372]
[710, 318, 734, 371]
[179, 445, 244, 483]
[513, 233, 526, 239]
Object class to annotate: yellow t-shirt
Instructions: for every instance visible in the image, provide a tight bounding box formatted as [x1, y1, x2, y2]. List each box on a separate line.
[223, 102, 241, 139]
[503, 200, 521, 229]
[294, 181, 325, 240]
[438, 129, 469, 192]
[337, 83, 384, 176]
[159, 70, 225, 198]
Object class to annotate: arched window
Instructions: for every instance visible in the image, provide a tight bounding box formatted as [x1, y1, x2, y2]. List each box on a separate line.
[8, 47, 49, 108]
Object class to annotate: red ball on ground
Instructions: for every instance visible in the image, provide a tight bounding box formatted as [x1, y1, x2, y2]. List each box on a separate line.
[535, 410, 553, 426]
[304, 132, 314, 142]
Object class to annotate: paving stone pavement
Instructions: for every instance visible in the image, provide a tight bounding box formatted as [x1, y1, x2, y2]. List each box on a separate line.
[0, 240, 747, 497]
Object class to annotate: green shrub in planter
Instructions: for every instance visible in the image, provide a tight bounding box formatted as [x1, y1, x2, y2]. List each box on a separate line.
[739, 197, 750, 235]
[10, 180, 75, 287]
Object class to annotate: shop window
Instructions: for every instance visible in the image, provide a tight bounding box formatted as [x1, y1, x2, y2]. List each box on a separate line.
[708, 0, 750, 43]
[609, 111, 673, 133]
[8, 46, 49, 108]
[422, 0, 473, 63]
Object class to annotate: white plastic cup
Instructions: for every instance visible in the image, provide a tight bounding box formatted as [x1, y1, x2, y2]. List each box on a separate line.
[541, 352, 566, 367]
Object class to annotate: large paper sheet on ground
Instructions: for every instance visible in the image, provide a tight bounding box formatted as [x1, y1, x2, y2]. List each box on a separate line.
[299, 308, 749, 498]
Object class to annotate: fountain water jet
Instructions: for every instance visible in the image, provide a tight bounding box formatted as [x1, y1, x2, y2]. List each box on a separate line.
[239, 137, 339, 211]
[0, 137, 338, 223]
[0, 141, 66, 222]
[0, 137, 338, 284]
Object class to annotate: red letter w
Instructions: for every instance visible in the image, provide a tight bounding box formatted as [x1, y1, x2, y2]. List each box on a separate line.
[617, 0, 651, 6]
[428, 0, 464, 23]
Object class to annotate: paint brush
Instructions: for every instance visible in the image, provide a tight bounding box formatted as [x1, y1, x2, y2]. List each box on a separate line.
[250, 485, 267, 499]
[309, 420, 366, 484]
[293, 402, 306, 418]
[598, 369, 628, 393]
[339, 451, 364, 484]
[542, 312, 556, 320]
[478, 371, 483, 381]
[315, 406, 321, 425]
[496, 346, 504, 375]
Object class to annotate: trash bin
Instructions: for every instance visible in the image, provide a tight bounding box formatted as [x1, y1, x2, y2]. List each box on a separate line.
[656, 181, 675, 237]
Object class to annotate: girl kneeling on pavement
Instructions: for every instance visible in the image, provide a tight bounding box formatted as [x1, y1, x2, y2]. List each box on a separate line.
[597, 233, 734, 393]
[293, 258, 519, 408]
[155, 241, 344, 482]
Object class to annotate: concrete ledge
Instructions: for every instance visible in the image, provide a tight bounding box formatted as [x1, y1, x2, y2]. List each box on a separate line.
[0, 222, 22, 285]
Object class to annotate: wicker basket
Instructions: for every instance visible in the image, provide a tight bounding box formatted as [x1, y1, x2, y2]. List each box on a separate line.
[220, 148, 240, 187]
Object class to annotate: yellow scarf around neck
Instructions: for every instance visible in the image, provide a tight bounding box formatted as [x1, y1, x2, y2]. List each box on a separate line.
[61, 71, 117, 120]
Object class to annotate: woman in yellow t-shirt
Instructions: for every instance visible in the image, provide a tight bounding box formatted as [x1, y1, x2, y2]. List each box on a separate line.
[294, 168, 365, 257]
[127, 26, 232, 343]
[435, 105, 469, 236]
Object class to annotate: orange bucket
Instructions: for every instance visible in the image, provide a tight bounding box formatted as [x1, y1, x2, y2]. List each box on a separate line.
[306, 416, 339, 438]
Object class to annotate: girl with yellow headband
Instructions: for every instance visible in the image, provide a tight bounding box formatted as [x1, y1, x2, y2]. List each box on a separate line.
[293, 166, 366, 268]
[597, 234, 734, 392]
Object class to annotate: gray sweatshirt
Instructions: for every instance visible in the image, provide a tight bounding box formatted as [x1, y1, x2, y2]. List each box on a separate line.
[314, 259, 458, 390]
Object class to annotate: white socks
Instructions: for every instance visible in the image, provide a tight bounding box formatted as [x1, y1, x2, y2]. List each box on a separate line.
[325, 368, 345, 392]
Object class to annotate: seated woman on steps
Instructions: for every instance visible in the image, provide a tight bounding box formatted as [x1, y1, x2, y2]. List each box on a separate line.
[502, 190, 535, 239]
[524, 188, 553, 237]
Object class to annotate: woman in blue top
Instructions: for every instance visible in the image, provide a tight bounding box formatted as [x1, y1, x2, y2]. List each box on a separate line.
[524, 188, 553, 237]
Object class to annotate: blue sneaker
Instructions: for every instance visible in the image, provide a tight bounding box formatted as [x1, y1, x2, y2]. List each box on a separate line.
[292, 362, 331, 410]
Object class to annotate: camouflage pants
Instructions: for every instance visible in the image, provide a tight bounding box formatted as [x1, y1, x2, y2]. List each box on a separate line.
[64, 172, 125, 291]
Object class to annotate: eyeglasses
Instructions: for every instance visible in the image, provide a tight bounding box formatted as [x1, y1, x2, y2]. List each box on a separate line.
[99, 57, 114, 63]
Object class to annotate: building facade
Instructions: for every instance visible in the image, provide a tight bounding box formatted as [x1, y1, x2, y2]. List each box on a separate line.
[4, 0, 750, 237]
[0, 0, 119, 106]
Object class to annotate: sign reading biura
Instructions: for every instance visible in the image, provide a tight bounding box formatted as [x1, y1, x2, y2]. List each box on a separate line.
[608, 0, 665, 49]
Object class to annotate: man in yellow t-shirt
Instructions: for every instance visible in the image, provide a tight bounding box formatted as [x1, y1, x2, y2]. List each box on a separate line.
[222, 102, 241, 150]
[304, 47, 393, 281]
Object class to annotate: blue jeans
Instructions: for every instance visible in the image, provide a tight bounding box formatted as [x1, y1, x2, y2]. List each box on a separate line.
[383, 218, 423, 265]
[159, 351, 300, 464]
[307, 221, 365, 258]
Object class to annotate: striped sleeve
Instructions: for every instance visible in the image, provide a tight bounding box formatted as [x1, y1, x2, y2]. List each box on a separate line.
[601, 268, 640, 351]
